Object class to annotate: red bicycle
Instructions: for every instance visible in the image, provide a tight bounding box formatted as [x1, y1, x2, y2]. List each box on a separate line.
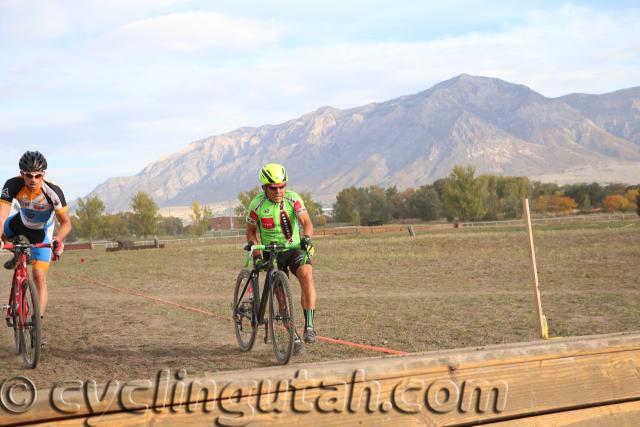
[2, 236, 57, 369]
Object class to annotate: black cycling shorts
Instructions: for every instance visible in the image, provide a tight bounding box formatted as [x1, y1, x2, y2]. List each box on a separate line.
[5, 214, 46, 243]
[272, 249, 312, 276]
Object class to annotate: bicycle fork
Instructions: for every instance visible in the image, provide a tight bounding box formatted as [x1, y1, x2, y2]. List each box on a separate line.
[262, 274, 273, 344]
[2, 304, 11, 327]
[4, 284, 19, 327]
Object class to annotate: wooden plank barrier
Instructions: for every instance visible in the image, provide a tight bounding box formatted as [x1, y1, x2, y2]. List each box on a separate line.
[105, 241, 165, 252]
[64, 242, 93, 251]
[316, 224, 453, 237]
[2, 331, 639, 426]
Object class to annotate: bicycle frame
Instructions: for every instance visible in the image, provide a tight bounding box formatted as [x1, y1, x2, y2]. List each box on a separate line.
[238, 242, 305, 328]
[2, 239, 54, 369]
[8, 251, 29, 328]
[236, 257, 275, 329]
[233, 241, 309, 363]
[4, 241, 53, 329]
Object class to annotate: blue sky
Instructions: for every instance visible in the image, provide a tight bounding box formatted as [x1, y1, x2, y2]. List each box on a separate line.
[1, 1, 639, 200]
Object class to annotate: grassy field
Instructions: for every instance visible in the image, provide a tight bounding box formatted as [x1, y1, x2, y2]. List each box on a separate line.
[1, 220, 638, 388]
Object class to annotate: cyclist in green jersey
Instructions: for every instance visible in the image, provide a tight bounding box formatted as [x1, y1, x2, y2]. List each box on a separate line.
[246, 163, 317, 355]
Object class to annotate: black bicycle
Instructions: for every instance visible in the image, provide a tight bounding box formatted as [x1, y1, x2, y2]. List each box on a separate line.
[232, 242, 308, 365]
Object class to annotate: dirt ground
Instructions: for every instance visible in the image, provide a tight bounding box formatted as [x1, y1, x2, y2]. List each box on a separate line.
[1, 221, 639, 390]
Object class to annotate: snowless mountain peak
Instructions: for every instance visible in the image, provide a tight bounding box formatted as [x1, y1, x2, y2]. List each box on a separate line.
[85, 75, 640, 212]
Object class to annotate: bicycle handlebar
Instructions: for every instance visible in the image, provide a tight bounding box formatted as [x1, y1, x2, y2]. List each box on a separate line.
[248, 242, 301, 252]
[3, 242, 53, 250]
[2, 242, 59, 262]
[244, 242, 306, 268]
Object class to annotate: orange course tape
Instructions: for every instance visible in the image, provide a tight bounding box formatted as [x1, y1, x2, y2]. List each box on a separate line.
[64, 273, 409, 356]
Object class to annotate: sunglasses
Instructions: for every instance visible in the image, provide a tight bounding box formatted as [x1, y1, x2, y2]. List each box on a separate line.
[266, 184, 286, 191]
[22, 171, 45, 179]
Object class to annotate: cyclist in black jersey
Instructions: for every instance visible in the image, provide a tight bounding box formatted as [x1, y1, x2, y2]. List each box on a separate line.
[0, 151, 72, 344]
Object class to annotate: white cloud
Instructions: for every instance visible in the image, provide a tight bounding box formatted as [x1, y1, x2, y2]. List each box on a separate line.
[79, 0, 187, 14]
[0, 0, 70, 40]
[78, 4, 639, 164]
[99, 11, 279, 53]
[0, 0, 189, 40]
[0, 110, 88, 132]
[2, 3, 640, 199]
[240, 5, 640, 102]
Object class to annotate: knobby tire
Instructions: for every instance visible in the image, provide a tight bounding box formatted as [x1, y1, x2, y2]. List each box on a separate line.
[269, 270, 295, 365]
[233, 269, 257, 351]
[19, 279, 41, 369]
[11, 284, 21, 354]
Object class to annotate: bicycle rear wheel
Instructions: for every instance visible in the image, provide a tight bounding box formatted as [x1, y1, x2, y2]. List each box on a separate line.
[19, 279, 41, 369]
[269, 270, 295, 365]
[233, 269, 257, 351]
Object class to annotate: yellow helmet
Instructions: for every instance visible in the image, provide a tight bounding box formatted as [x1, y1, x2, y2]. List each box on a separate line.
[259, 163, 288, 186]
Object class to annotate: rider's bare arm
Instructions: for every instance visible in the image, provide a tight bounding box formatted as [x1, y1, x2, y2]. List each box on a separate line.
[297, 210, 314, 238]
[246, 222, 262, 258]
[0, 203, 10, 242]
[54, 210, 72, 241]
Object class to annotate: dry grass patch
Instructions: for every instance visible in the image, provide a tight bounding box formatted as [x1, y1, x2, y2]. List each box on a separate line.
[0, 221, 637, 388]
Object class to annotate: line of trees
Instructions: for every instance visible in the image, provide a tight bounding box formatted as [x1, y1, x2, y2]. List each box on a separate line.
[333, 166, 640, 225]
[69, 165, 640, 241]
[70, 187, 325, 242]
[68, 192, 214, 242]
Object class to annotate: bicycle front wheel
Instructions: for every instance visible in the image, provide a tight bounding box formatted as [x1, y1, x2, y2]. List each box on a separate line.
[233, 269, 257, 351]
[269, 270, 295, 365]
[19, 279, 41, 369]
[11, 286, 21, 354]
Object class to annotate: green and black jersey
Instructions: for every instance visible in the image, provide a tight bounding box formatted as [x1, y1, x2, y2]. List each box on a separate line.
[246, 191, 307, 244]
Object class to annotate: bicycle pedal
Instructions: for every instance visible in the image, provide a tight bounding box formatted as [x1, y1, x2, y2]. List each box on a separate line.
[5, 317, 12, 327]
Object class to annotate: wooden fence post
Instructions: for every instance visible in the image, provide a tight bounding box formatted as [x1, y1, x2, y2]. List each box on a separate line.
[523, 198, 548, 339]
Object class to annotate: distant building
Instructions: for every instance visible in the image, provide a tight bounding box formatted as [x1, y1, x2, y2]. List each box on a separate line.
[157, 206, 195, 225]
[321, 207, 334, 217]
[209, 216, 245, 230]
[158, 203, 235, 226]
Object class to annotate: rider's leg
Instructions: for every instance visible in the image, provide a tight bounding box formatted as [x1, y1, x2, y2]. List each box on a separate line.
[294, 264, 317, 343]
[295, 264, 316, 312]
[32, 265, 49, 316]
[32, 261, 49, 345]
[31, 222, 52, 317]
[2, 215, 17, 269]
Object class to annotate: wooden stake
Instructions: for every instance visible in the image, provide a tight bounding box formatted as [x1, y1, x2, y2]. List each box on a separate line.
[524, 198, 547, 339]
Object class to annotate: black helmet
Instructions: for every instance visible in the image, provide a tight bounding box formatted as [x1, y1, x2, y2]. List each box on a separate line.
[19, 151, 48, 172]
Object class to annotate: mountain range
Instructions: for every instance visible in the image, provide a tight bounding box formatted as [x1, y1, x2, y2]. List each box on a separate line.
[86, 74, 640, 213]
